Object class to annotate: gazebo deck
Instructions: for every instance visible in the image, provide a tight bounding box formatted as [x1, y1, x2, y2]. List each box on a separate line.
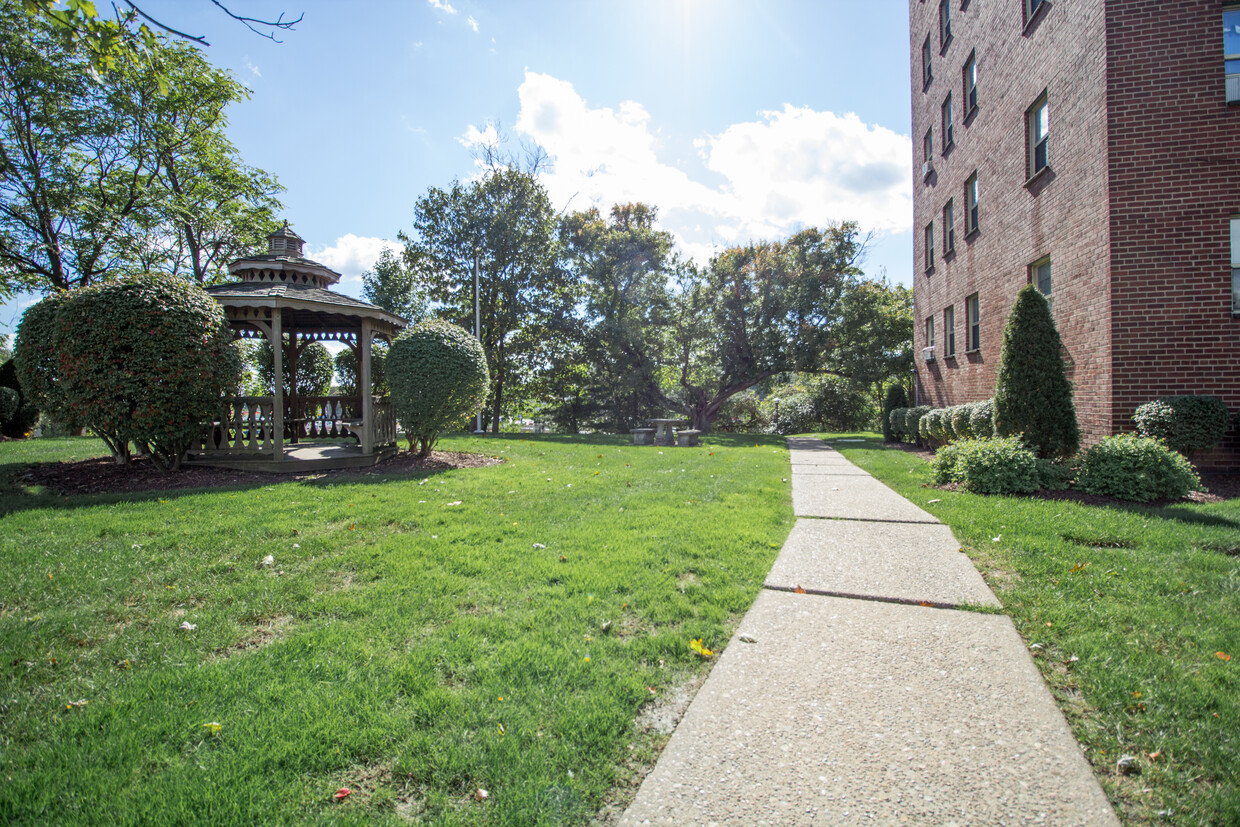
[186, 441, 399, 473]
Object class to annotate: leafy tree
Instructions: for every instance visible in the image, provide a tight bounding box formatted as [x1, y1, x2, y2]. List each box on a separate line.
[0, 11, 282, 294]
[14, 273, 240, 468]
[334, 343, 388, 397]
[559, 203, 675, 431]
[254, 339, 333, 398]
[0, 357, 39, 438]
[993, 285, 1079, 458]
[362, 247, 428, 322]
[882, 383, 909, 441]
[399, 167, 572, 432]
[388, 320, 489, 457]
[834, 276, 913, 405]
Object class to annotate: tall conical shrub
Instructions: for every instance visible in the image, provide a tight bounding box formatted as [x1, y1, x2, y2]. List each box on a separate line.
[993, 285, 1079, 458]
[882, 383, 909, 441]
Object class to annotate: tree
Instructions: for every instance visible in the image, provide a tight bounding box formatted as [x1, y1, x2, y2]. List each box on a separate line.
[388, 320, 489, 457]
[334, 343, 388, 397]
[660, 224, 864, 431]
[559, 203, 675, 431]
[254, 339, 333, 398]
[362, 247, 428, 322]
[833, 276, 913, 406]
[399, 167, 573, 432]
[993, 285, 1079, 458]
[882, 383, 910, 442]
[0, 11, 282, 294]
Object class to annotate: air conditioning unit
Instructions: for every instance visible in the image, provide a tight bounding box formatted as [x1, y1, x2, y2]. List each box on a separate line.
[922, 346, 935, 361]
[922, 160, 934, 179]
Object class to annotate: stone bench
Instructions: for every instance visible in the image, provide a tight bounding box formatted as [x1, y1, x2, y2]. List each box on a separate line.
[631, 428, 656, 446]
[676, 429, 702, 447]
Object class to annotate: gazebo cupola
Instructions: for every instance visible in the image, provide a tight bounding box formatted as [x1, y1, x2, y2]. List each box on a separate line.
[229, 220, 343, 289]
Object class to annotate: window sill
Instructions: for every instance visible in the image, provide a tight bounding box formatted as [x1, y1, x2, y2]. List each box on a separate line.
[923, 77, 934, 93]
[965, 348, 981, 355]
[939, 35, 952, 56]
[942, 139, 955, 156]
[963, 105, 978, 126]
[964, 227, 980, 241]
[1023, 164, 1051, 188]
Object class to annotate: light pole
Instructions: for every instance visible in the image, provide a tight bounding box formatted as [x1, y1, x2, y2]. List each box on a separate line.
[473, 249, 485, 434]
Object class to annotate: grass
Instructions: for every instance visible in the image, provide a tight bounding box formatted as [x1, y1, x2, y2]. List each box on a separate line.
[823, 433, 1240, 827]
[0, 433, 793, 825]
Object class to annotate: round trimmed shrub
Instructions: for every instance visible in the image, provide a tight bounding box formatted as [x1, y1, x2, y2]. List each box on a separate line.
[993, 286, 1079, 458]
[969, 399, 995, 438]
[1076, 434, 1201, 503]
[931, 440, 966, 484]
[0, 358, 39, 438]
[954, 436, 1041, 495]
[46, 274, 241, 468]
[950, 405, 974, 440]
[888, 406, 908, 441]
[908, 405, 931, 443]
[13, 293, 67, 415]
[882, 384, 909, 441]
[1133, 395, 1229, 456]
[388, 319, 489, 457]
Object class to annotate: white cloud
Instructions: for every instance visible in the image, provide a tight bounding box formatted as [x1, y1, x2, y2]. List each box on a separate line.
[306, 234, 400, 287]
[242, 57, 261, 78]
[466, 15, 478, 32]
[427, 0, 457, 13]
[463, 71, 912, 262]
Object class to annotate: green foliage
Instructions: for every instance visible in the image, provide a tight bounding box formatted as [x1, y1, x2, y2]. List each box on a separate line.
[31, 273, 240, 468]
[834, 277, 914, 397]
[254, 340, 334, 398]
[12, 293, 66, 413]
[1076, 434, 1201, 503]
[333, 343, 389, 397]
[388, 320, 490, 456]
[993, 286, 1079, 458]
[949, 404, 974, 440]
[712, 391, 768, 433]
[882, 384, 909, 441]
[362, 248, 428, 322]
[1133, 395, 1230, 456]
[970, 399, 995, 438]
[763, 375, 870, 435]
[0, 358, 39, 438]
[946, 436, 1041, 495]
[0, 385, 18, 424]
[888, 406, 908, 441]
[931, 439, 966, 484]
[906, 406, 931, 443]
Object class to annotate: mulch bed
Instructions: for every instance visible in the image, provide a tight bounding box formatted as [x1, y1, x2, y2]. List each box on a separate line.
[17, 450, 503, 497]
[882, 440, 1239, 506]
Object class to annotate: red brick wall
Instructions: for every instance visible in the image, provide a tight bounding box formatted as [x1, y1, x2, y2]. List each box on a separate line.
[910, 0, 1114, 445]
[1105, 0, 1240, 469]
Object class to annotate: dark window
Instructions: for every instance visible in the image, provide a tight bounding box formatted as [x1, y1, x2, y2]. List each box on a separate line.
[963, 51, 978, 113]
[964, 172, 979, 235]
[942, 94, 954, 149]
[966, 293, 981, 351]
[943, 199, 955, 253]
[1027, 92, 1049, 177]
[926, 315, 935, 351]
[923, 34, 933, 87]
[1231, 216, 1239, 314]
[1026, 0, 1047, 22]
[925, 222, 935, 271]
[944, 305, 956, 357]
[1032, 256, 1052, 313]
[939, 0, 952, 50]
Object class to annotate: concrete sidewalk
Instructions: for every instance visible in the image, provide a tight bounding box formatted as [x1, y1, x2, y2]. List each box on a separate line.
[621, 437, 1118, 826]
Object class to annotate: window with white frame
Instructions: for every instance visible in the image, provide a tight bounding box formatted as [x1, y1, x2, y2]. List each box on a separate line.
[942, 93, 954, 150]
[1032, 256, 1052, 313]
[939, 0, 952, 51]
[944, 305, 956, 357]
[964, 172, 979, 235]
[923, 128, 934, 179]
[1231, 216, 1239, 314]
[926, 315, 936, 352]
[1225, 7, 1240, 103]
[963, 50, 978, 113]
[1027, 92, 1049, 177]
[925, 221, 935, 272]
[966, 293, 980, 351]
[943, 199, 955, 254]
[923, 34, 933, 88]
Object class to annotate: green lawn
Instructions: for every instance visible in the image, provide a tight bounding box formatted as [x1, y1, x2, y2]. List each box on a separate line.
[824, 433, 1240, 827]
[0, 434, 793, 825]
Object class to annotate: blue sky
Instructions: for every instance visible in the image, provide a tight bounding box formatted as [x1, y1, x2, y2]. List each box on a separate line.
[2, 0, 914, 335]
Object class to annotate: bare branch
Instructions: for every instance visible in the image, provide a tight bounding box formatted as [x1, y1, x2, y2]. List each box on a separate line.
[121, 2, 210, 45]
[209, 1, 303, 43]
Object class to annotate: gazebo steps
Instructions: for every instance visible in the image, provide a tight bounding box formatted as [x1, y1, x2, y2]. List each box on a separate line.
[186, 443, 399, 473]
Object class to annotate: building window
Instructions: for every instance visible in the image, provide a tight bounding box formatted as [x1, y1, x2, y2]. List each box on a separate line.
[966, 293, 981, 351]
[1027, 92, 1049, 178]
[1025, 0, 1047, 25]
[926, 315, 936, 352]
[939, 0, 952, 51]
[963, 51, 978, 114]
[944, 305, 956, 357]
[1226, 7, 1240, 104]
[1032, 255, 1052, 313]
[925, 222, 935, 272]
[923, 34, 933, 88]
[943, 199, 955, 254]
[923, 128, 934, 179]
[1231, 216, 1239, 314]
[942, 93, 954, 150]
[964, 171, 979, 235]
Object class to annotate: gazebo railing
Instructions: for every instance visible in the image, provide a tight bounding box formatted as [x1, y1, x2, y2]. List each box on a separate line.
[291, 395, 362, 440]
[196, 395, 398, 458]
[198, 396, 277, 455]
[373, 398, 396, 446]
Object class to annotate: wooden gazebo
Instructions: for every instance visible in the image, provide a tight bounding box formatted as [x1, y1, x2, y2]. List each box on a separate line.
[188, 223, 408, 472]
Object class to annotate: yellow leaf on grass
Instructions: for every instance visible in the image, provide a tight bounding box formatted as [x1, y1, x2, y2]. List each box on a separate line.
[1218, 651, 1232, 662]
[690, 638, 714, 658]
[202, 721, 222, 735]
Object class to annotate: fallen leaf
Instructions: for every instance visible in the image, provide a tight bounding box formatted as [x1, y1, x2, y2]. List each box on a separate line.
[1148, 750, 1161, 762]
[1217, 651, 1232, 661]
[793, 585, 806, 594]
[179, 621, 197, 631]
[116, 659, 130, 670]
[648, 686, 657, 695]
[474, 788, 489, 802]
[65, 699, 89, 710]
[333, 788, 351, 801]
[497, 723, 505, 735]
[532, 543, 546, 549]
[202, 721, 222, 735]
[690, 638, 714, 657]
[1070, 561, 1089, 573]
[559, 555, 567, 562]
[738, 634, 757, 644]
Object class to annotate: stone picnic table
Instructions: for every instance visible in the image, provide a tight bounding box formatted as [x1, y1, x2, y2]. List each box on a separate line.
[647, 418, 683, 446]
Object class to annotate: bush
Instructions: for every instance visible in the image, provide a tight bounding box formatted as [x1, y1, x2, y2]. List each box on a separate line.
[1076, 434, 1201, 502]
[0, 358, 39, 438]
[766, 391, 816, 435]
[0, 385, 18, 425]
[993, 285, 1079, 458]
[906, 406, 931, 443]
[923, 408, 950, 444]
[888, 406, 908, 441]
[969, 399, 995, 438]
[931, 440, 966, 484]
[953, 436, 1041, 495]
[20, 274, 241, 468]
[1133, 395, 1230, 456]
[882, 384, 909, 441]
[388, 320, 489, 457]
[714, 391, 767, 433]
[950, 405, 974, 440]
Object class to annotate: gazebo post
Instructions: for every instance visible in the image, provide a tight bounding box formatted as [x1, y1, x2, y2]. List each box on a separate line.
[360, 319, 374, 455]
[272, 310, 285, 457]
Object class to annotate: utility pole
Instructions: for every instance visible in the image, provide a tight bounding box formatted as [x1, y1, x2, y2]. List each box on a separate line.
[474, 249, 485, 434]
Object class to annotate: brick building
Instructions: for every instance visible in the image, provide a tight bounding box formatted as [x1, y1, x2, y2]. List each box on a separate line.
[909, 0, 1240, 468]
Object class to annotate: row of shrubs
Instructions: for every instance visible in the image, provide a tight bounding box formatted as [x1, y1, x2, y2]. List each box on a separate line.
[931, 433, 1202, 502]
[888, 400, 997, 445]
